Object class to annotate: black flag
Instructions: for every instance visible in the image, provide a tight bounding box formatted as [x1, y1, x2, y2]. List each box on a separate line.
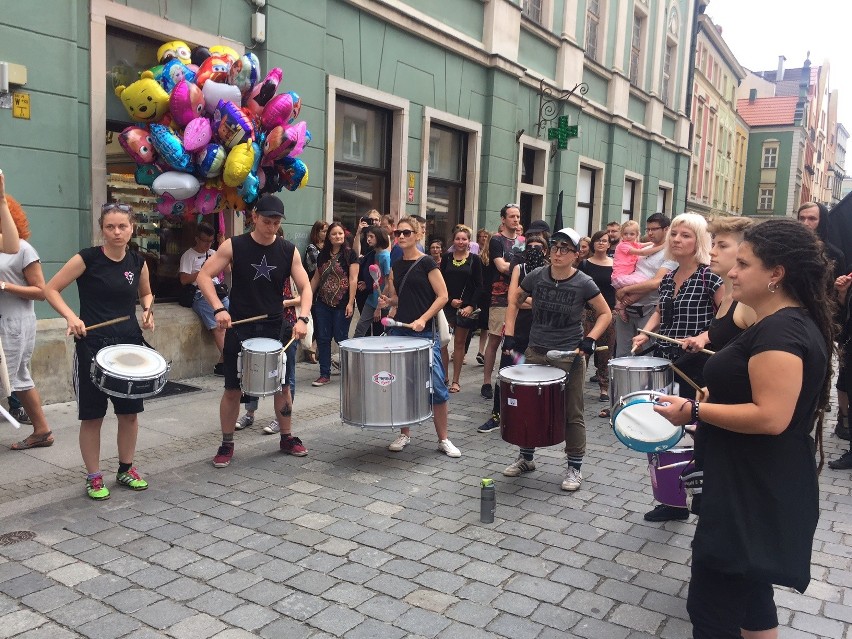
[554, 189, 564, 230]
[828, 193, 852, 274]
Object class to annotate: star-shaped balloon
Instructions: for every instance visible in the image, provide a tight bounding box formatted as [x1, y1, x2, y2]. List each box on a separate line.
[251, 254, 277, 281]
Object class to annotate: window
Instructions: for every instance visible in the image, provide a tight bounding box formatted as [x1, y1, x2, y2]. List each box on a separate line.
[586, 0, 600, 62]
[576, 166, 596, 236]
[333, 97, 392, 232]
[759, 188, 775, 210]
[662, 44, 674, 107]
[629, 15, 643, 85]
[657, 186, 671, 214]
[762, 146, 778, 169]
[517, 137, 549, 232]
[426, 124, 468, 243]
[622, 178, 637, 223]
[522, 0, 542, 23]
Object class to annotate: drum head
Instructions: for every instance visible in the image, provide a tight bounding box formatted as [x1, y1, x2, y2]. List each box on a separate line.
[608, 356, 671, 371]
[242, 337, 283, 353]
[612, 392, 683, 453]
[95, 345, 167, 377]
[340, 336, 432, 353]
[498, 364, 566, 385]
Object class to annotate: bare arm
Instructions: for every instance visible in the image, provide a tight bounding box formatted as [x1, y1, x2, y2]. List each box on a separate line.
[290, 249, 312, 339]
[44, 254, 87, 337]
[503, 279, 528, 338]
[616, 265, 669, 301]
[630, 243, 664, 257]
[412, 267, 449, 332]
[138, 263, 155, 331]
[9, 260, 46, 301]
[585, 294, 612, 341]
[493, 254, 512, 276]
[198, 239, 233, 328]
[0, 173, 21, 254]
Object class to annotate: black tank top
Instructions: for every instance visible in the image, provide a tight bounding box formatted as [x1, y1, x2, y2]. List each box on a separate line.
[230, 234, 294, 321]
[707, 300, 741, 351]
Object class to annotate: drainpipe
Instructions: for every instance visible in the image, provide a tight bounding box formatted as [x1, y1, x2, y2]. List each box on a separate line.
[683, 0, 707, 209]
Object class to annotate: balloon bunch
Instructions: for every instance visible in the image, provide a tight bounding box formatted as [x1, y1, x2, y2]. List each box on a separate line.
[113, 42, 310, 220]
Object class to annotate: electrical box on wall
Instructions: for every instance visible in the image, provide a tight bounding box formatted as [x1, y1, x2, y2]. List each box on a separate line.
[251, 13, 266, 43]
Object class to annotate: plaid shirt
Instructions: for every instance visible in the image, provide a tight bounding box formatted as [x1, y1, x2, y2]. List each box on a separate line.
[656, 265, 722, 360]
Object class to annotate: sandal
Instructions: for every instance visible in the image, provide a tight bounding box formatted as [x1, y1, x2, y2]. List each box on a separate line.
[598, 408, 610, 419]
[307, 351, 318, 364]
[11, 431, 54, 450]
[449, 382, 461, 393]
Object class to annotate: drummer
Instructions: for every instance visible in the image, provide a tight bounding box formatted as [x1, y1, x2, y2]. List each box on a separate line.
[197, 194, 312, 468]
[501, 227, 611, 490]
[44, 202, 155, 501]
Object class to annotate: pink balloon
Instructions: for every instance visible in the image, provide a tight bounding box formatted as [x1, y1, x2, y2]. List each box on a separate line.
[260, 93, 294, 132]
[182, 117, 213, 152]
[245, 67, 282, 116]
[170, 79, 205, 128]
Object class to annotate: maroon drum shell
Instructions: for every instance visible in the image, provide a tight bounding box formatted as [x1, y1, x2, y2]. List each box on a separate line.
[648, 448, 694, 508]
[498, 365, 567, 448]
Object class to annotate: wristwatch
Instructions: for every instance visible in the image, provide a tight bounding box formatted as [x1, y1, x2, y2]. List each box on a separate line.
[297, 316, 310, 324]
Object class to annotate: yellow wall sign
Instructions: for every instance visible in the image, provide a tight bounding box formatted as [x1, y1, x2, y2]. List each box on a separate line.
[408, 173, 415, 189]
[12, 92, 30, 120]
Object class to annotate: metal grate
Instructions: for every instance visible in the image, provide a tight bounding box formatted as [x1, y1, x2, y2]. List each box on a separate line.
[0, 531, 36, 546]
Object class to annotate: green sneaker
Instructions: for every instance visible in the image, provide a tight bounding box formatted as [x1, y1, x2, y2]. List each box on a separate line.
[116, 467, 148, 491]
[86, 475, 110, 500]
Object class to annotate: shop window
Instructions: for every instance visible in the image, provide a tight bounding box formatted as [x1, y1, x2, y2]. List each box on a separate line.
[333, 97, 392, 232]
[105, 26, 205, 301]
[425, 125, 467, 242]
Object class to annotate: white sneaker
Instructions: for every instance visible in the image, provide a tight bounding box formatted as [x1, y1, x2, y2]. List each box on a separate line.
[388, 434, 411, 451]
[561, 467, 583, 491]
[263, 420, 280, 434]
[503, 457, 536, 477]
[235, 413, 254, 430]
[438, 439, 461, 458]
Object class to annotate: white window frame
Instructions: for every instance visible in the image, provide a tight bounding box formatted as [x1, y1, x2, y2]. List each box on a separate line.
[419, 107, 482, 229]
[759, 187, 775, 211]
[516, 134, 551, 225]
[629, 6, 648, 87]
[657, 181, 674, 215]
[326, 76, 409, 222]
[762, 145, 778, 169]
[576, 156, 606, 236]
[622, 172, 643, 224]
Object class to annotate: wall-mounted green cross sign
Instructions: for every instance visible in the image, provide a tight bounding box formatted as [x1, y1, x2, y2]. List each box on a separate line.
[547, 116, 579, 150]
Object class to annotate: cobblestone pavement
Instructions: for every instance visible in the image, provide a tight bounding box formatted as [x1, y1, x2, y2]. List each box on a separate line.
[1, 355, 850, 638]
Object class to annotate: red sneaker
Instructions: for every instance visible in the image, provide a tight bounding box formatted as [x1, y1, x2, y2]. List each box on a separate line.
[213, 444, 234, 467]
[280, 435, 308, 457]
[312, 376, 330, 386]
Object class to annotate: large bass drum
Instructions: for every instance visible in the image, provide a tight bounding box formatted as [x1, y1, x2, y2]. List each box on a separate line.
[498, 364, 567, 448]
[340, 336, 433, 428]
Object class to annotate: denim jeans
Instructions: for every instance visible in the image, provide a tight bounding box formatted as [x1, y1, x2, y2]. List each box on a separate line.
[314, 301, 352, 378]
[386, 327, 448, 405]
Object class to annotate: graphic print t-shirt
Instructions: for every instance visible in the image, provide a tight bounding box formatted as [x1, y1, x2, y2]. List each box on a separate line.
[489, 233, 519, 307]
[77, 246, 144, 341]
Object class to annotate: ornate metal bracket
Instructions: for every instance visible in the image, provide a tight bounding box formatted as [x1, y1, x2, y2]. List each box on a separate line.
[535, 78, 589, 136]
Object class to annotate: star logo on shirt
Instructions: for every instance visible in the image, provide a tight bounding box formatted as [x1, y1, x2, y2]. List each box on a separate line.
[251, 255, 277, 281]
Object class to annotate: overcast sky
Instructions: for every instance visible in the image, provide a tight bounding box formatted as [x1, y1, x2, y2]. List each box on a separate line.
[704, 0, 852, 141]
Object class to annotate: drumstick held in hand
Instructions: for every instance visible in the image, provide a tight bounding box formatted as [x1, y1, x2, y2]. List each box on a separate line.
[381, 317, 414, 330]
[143, 296, 155, 325]
[84, 316, 130, 332]
[656, 459, 692, 471]
[282, 335, 297, 351]
[230, 314, 269, 326]
[638, 329, 715, 355]
[670, 363, 703, 393]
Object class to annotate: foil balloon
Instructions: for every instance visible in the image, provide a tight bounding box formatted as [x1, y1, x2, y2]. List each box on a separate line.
[245, 67, 282, 116]
[260, 93, 294, 132]
[118, 126, 157, 164]
[213, 100, 253, 149]
[190, 46, 210, 67]
[157, 40, 192, 65]
[223, 142, 255, 187]
[195, 143, 227, 178]
[287, 91, 302, 122]
[278, 157, 309, 192]
[222, 185, 247, 212]
[182, 117, 213, 152]
[194, 184, 222, 215]
[158, 59, 196, 93]
[169, 79, 205, 128]
[114, 70, 170, 123]
[262, 121, 308, 164]
[236, 141, 263, 205]
[229, 53, 261, 96]
[209, 45, 239, 62]
[152, 171, 200, 200]
[202, 79, 241, 114]
[156, 192, 196, 218]
[134, 164, 162, 187]
[196, 54, 231, 87]
[149, 123, 193, 172]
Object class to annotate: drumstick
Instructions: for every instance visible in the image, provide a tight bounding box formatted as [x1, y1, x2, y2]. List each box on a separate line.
[670, 363, 703, 393]
[545, 346, 609, 362]
[143, 295, 155, 325]
[282, 335, 297, 351]
[656, 459, 693, 471]
[84, 316, 130, 331]
[0, 402, 21, 429]
[230, 314, 269, 326]
[638, 329, 715, 355]
[381, 317, 414, 330]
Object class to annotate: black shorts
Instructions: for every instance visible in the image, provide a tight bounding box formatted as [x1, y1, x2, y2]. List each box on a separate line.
[687, 561, 778, 637]
[74, 339, 144, 421]
[223, 318, 291, 391]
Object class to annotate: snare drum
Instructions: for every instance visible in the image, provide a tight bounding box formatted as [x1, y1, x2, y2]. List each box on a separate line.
[648, 447, 694, 508]
[339, 336, 433, 428]
[91, 344, 170, 399]
[498, 365, 566, 448]
[611, 390, 684, 452]
[239, 338, 285, 397]
[608, 356, 673, 410]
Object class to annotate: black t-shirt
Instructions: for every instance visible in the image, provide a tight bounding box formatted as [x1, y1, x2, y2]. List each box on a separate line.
[578, 259, 615, 308]
[392, 256, 439, 324]
[77, 247, 144, 341]
[230, 234, 294, 321]
[439, 253, 483, 309]
[694, 308, 827, 592]
[489, 233, 519, 307]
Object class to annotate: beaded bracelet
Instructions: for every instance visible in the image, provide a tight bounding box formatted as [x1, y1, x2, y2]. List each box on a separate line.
[692, 400, 700, 423]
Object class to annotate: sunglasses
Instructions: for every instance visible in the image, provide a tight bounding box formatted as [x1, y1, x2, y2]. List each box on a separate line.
[101, 203, 133, 213]
[393, 229, 414, 238]
[550, 243, 576, 255]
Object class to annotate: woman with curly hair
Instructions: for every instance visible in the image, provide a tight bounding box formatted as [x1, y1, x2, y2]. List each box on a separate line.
[654, 218, 835, 638]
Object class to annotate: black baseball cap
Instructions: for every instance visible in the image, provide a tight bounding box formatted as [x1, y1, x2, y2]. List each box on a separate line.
[527, 219, 551, 234]
[254, 194, 286, 218]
